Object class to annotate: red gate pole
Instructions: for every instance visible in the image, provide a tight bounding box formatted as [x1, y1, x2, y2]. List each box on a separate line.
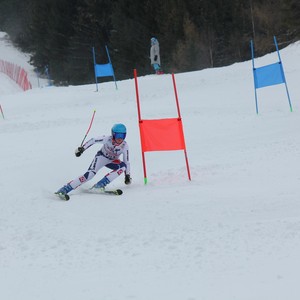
[134, 69, 148, 184]
[172, 73, 191, 180]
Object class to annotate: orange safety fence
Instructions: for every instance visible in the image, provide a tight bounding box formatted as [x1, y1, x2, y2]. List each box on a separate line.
[0, 59, 32, 91]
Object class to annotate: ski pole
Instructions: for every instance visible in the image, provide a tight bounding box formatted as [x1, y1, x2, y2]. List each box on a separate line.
[0, 104, 4, 119]
[80, 110, 96, 146]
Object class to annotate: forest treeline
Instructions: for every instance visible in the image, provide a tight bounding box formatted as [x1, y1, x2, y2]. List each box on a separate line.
[0, 0, 299, 85]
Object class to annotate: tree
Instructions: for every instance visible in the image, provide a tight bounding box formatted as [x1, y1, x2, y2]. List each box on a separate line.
[1, 0, 299, 84]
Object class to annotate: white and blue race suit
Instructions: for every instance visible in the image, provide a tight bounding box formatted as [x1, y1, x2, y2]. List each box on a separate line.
[69, 135, 130, 190]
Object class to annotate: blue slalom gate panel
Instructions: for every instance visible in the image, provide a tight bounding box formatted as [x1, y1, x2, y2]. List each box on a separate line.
[250, 36, 292, 113]
[94, 63, 114, 77]
[254, 62, 285, 89]
[92, 46, 117, 91]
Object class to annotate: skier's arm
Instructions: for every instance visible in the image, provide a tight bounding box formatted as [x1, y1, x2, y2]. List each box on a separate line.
[82, 135, 106, 151]
[75, 135, 107, 157]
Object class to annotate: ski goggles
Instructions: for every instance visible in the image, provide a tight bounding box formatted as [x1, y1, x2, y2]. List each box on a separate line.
[114, 132, 126, 140]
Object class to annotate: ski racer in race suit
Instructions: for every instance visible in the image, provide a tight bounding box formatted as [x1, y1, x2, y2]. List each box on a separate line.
[56, 123, 131, 196]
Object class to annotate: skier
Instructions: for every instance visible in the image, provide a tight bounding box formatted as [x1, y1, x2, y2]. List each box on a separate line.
[150, 37, 163, 74]
[56, 123, 131, 198]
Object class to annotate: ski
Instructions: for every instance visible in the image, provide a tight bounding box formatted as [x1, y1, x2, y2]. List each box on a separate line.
[105, 189, 123, 196]
[55, 188, 123, 200]
[55, 192, 70, 201]
[90, 188, 123, 196]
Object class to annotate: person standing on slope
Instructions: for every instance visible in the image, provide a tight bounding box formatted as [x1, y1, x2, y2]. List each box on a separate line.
[56, 123, 132, 198]
[150, 37, 163, 74]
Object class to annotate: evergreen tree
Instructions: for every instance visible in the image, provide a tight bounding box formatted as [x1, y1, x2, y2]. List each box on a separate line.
[28, 0, 77, 83]
[65, 0, 115, 84]
[110, 0, 150, 78]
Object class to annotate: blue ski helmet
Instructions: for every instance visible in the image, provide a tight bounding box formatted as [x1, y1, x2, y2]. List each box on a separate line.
[111, 123, 127, 140]
[151, 37, 157, 45]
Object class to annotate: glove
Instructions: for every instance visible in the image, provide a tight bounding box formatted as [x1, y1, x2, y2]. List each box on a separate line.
[75, 146, 84, 157]
[154, 55, 158, 61]
[124, 174, 132, 185]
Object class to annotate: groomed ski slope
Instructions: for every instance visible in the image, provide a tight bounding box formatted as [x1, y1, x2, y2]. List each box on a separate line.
[1, 32, 300, 300]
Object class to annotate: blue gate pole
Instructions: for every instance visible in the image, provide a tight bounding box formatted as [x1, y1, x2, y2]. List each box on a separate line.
[250, 40, 259, 114]
[92, 47, 99, 92]
[105, 45, 118, 90]
[273, 36, 293, 112]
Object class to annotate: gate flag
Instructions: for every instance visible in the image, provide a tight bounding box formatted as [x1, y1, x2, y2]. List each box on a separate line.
[134, 69, 191, 184]
[253, 62, 285, 89]
[139, 118, 185, 152]
[251, 36, 292, 114]
[92, 46, 117, 91]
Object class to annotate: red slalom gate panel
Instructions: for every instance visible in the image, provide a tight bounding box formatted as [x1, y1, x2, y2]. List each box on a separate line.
[139, 118, 186, 152]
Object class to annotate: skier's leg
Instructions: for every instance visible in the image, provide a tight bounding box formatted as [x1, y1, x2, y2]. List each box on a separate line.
[94, 159, 126, 188]
[70, 153, 110, 188]
[152, 63, 163, 74]
[153, 63, 159, 73]
[56, 152, 110, 194]
[106, 160, 126, 182]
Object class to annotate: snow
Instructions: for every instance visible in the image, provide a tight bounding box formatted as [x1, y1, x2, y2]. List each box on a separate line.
[1, 31, 300, 300]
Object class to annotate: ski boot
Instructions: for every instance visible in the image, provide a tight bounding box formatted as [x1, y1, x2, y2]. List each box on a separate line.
[55, 183, 73, 200]
[93, 176, 110, 191]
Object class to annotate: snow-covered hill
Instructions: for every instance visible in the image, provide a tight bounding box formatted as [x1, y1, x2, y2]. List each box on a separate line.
[1, 32, 300, 300]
